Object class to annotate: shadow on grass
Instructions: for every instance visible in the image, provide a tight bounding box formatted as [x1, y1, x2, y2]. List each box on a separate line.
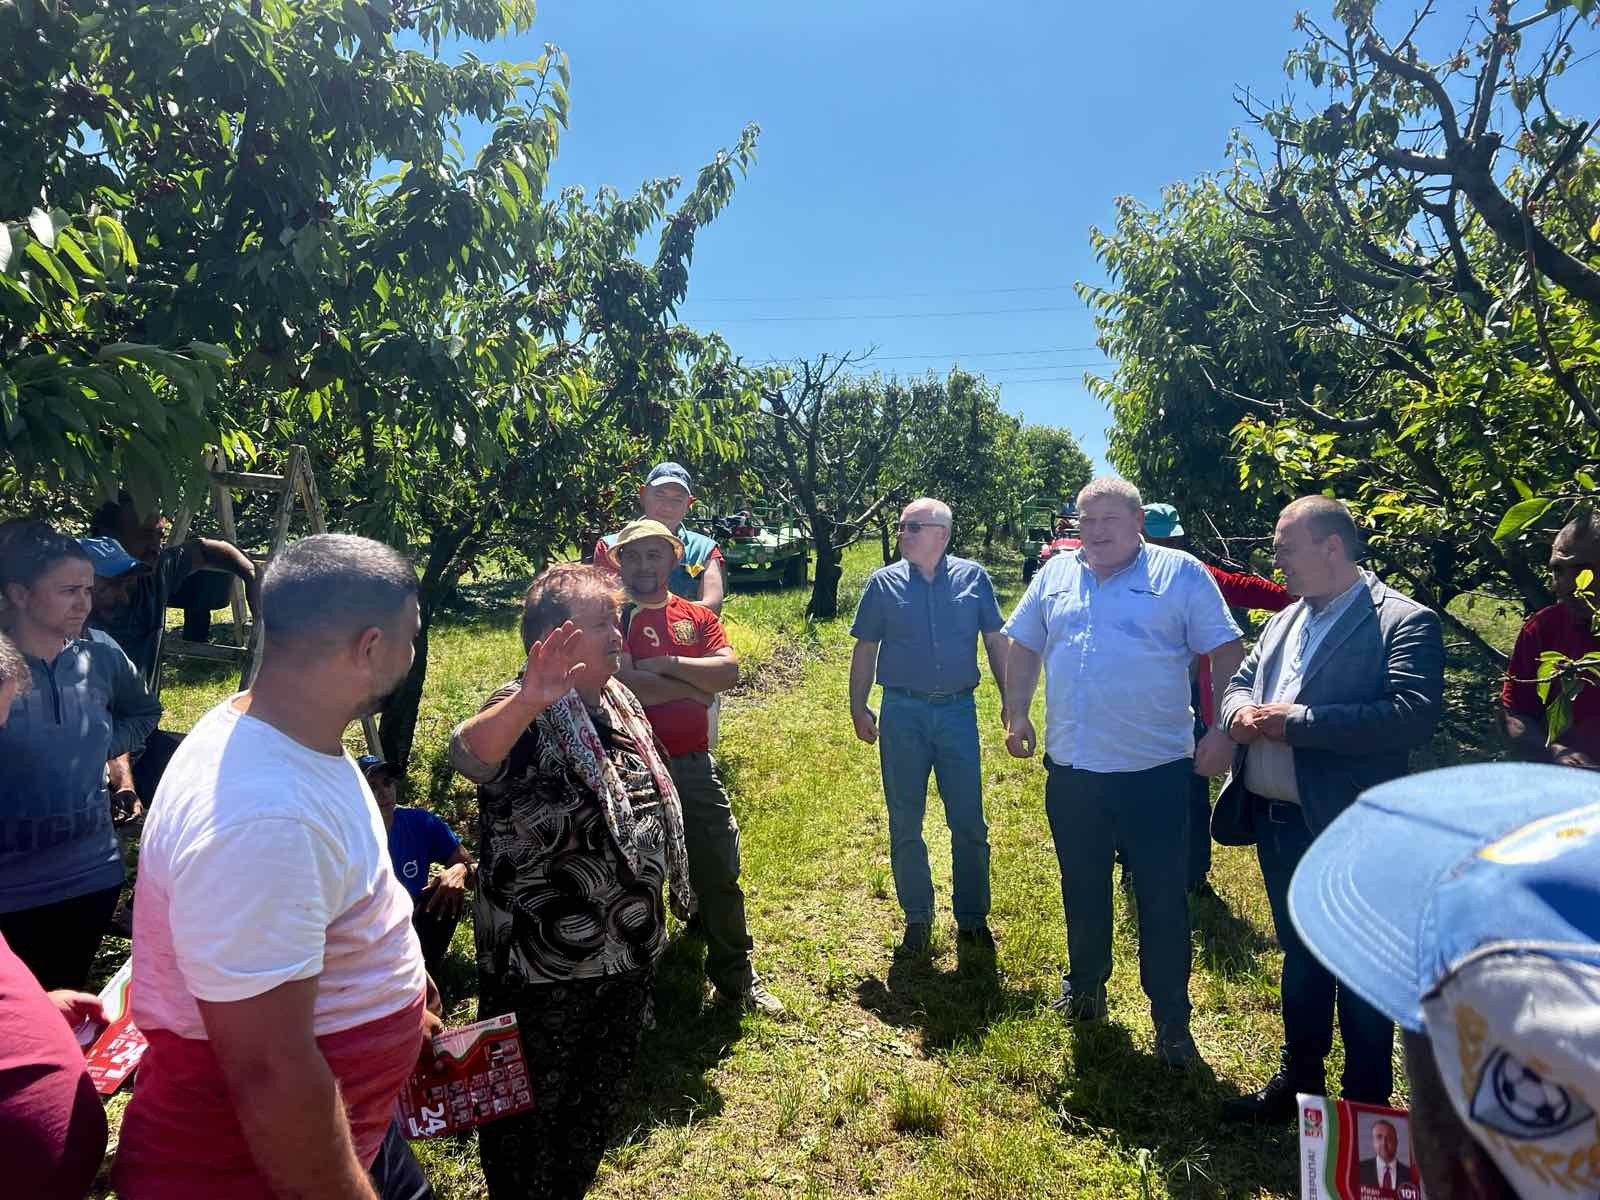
[1190, 886, 1276, 981]
[854, 950, 1037, 1052]
[610, 933, 743, 1138]
[1048, 1018, 1299, 1199]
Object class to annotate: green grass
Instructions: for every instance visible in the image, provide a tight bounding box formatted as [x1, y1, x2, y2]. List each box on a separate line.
[95, 542, 1520, 1198]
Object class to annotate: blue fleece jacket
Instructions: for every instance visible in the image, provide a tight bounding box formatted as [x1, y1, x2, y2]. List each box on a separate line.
[0, 637, 160, 913]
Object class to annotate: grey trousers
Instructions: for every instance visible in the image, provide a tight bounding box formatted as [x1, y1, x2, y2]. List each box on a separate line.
[669, 752, 758, 992]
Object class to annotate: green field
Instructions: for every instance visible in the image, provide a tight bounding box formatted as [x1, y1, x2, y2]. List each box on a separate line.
[97, 543, 1517, 1199]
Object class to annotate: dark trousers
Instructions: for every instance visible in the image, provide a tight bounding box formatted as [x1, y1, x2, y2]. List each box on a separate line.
[412, 905, 461, 976]
[1254, 793, 1394, 1101]
[1186, 691, 1213, 891]
[368, 1120, 434, 1200]
[0, 884, 123, 990]
[169, 568, 236, 642]
[1187, 773, 1212, 890]
[477, 971, 653, 1200]
[669, 752, 757, 993]
[133, 730, 184, 802]
[1044, 757, 1193, 1032]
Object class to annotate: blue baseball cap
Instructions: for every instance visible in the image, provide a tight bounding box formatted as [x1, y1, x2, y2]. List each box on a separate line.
[1291, 763, 1600, 1197]
[1141, 503, 1184, 538]
[77, 536, 143, 578]
[644, 461, 693, 494]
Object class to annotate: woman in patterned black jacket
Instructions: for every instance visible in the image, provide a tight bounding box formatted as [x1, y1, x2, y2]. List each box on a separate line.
[449, 562, 694, 1200]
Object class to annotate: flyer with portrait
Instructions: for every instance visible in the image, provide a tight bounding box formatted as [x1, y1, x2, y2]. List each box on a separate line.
[77, 956, 149, 1095]
[397, 1013, 535, 1140]
[1298, 1094, 1427, 1200]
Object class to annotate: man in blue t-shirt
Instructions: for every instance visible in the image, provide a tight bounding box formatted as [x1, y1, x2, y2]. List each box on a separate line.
[360, 756, 475, 973]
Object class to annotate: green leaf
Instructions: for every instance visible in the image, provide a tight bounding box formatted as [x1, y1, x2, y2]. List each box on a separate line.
[26, 207, 56, 248]
[1494, 496, 1555, 541]
[1578, 470, 1597, 491]
[55, 229, 98, 278]
[1512, 478, 1533, 500]
[1547, 692, 1574, 746]
[24, 240, 77, 297]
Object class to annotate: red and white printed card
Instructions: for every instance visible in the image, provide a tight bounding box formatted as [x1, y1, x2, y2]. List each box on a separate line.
[78, 956, 148, 1095]
[397, 1013, 535, 1140]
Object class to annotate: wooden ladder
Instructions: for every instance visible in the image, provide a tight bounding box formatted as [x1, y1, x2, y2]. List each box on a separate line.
[162, 445, 380, 756]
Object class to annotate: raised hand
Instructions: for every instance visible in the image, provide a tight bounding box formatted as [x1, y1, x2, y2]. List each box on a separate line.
[518, 621, 588, 711]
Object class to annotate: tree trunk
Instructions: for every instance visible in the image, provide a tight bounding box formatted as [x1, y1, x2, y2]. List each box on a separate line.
[879, 516, 891, 566]
[807, 512, 843, 619]
[378, 519, 475, 768]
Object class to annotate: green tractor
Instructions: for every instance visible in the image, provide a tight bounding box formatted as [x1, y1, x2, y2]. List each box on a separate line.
[710, 501, 810, 588]
[1018, 495, 1074, 583]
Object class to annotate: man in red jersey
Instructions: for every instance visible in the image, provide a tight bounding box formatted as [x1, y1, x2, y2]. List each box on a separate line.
[610, 519, 785, 1017]
[1502, 511, 1600, 770]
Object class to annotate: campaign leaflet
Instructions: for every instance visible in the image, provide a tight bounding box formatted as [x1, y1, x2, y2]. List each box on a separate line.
[397, 1013, 534, 1140]
[76, 956, 149, 1095]
[1299, 1094, 1427, 1200]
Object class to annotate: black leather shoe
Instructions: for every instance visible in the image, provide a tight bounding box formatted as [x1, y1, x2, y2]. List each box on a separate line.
[1221, 1071, 1322, 1124]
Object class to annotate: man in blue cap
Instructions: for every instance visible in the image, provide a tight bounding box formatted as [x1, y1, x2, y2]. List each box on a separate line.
[595, 462, 726, 613]
[1291, 762, 1600, 1199]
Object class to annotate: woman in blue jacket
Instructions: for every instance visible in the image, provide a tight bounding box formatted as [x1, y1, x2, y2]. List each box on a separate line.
[0, 527, 160, 989]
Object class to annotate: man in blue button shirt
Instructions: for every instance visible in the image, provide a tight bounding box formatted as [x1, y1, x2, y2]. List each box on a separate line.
[1002, 477, 1244, 1067]
[849, 498, 1009, 959]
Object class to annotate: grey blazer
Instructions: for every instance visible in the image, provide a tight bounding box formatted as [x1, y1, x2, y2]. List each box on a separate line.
[1213, 574, 1445, 841]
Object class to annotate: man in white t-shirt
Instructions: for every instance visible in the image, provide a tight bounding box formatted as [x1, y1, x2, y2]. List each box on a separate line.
[114, 534, 435, 1200]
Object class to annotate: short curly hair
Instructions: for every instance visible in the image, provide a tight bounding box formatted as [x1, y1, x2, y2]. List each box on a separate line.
[0, 633, 31, 700]
[520, 562, 624, 650]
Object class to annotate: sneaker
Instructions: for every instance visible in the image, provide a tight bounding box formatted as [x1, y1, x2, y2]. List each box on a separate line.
[1048, 977, 1106, 1021]
[1221, 1070, 1320, 1124]
[894, 922, 931, 958]
[715, 980, 787, 1018]
[1155, 1024, 1199, 1068]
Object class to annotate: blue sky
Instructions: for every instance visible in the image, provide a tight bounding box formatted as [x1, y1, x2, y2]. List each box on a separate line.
[448, 1, 1586, 470]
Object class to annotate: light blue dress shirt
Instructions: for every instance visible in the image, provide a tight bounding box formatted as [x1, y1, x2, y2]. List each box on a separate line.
[1256, 573, 1372, 704]
[1004, 542, 1242, 773]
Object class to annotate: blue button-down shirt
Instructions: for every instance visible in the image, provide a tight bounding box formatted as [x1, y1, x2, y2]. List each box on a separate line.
[1004, 542, 1242, 773]
[850, 555, 1004, 694]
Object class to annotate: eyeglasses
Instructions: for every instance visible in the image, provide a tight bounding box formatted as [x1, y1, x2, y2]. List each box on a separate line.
[897, 521, 948, 534]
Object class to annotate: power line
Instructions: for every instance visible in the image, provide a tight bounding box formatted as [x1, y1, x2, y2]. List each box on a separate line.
[993, 375, 1102, 385]
[861, 345, 1102, 360]
[711, 304, 1082, 323]
[874, 361, 1109, 376]
[687, 284, 1079, 303]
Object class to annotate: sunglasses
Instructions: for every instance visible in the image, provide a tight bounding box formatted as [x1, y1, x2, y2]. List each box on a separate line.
[897, 521, 948, 534]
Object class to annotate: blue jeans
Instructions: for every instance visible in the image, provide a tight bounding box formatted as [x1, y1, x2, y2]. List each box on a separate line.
[1044, 757, 1193, 1032]
[1254, 794, 1394, 1101]
[877, 689, 990, 929]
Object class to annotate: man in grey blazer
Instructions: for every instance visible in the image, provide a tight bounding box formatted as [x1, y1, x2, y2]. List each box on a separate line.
[1214, 496, 1444, 1124]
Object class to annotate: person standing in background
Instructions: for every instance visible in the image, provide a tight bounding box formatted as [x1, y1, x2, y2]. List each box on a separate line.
[850, 498, 1009, 960]
[595, 462, 727, 613]
[0, 528, 159, 990]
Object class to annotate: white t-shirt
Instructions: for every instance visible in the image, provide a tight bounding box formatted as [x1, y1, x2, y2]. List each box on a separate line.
[131, 699, 426, 1039]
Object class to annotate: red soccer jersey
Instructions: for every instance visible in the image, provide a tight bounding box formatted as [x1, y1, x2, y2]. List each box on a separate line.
[625, 594, 729, 757]
[1503, 603, 1600, 757]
